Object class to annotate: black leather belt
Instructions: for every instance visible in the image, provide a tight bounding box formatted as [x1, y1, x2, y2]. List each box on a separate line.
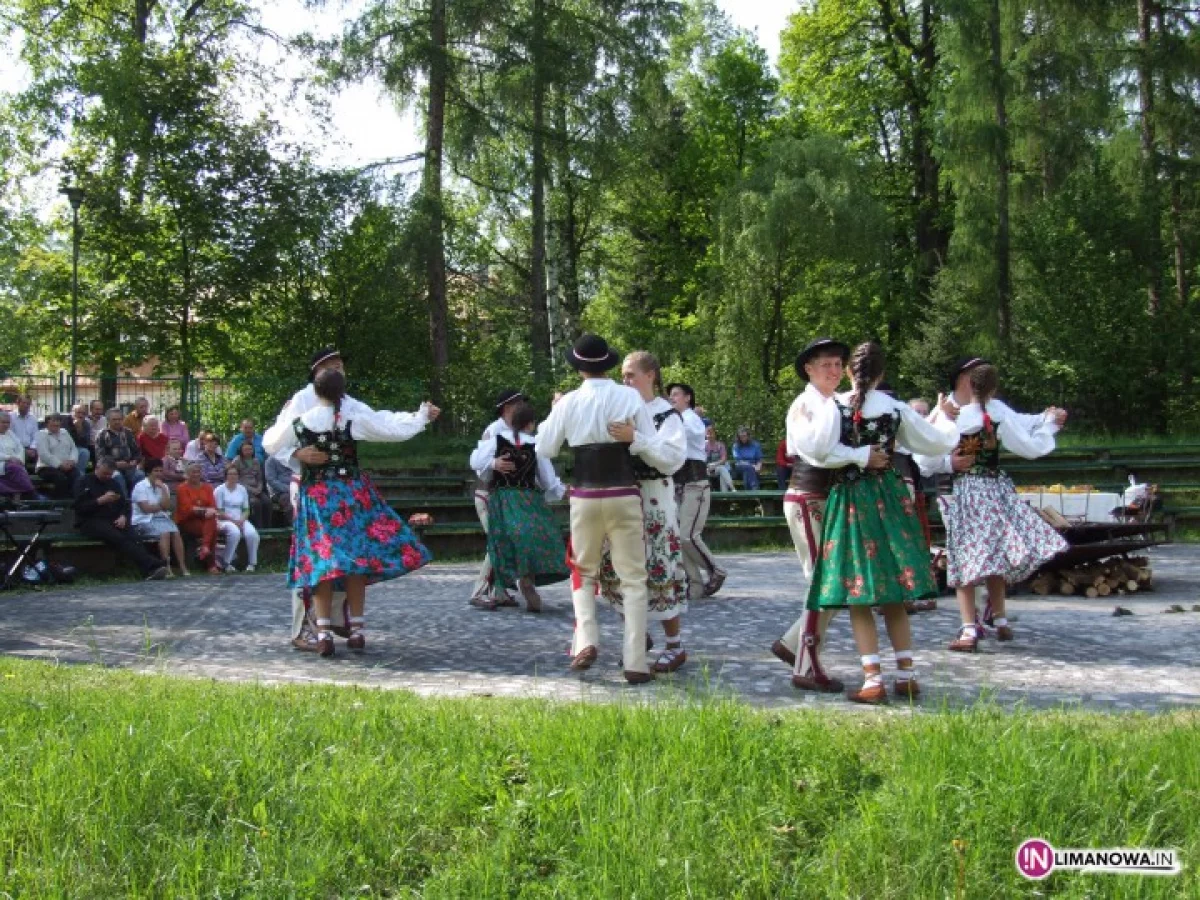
[632, 459, 667, 481]
[672, 459, 708, 485]
[789, 461, 834, 494]
[572, 443, 636, 488]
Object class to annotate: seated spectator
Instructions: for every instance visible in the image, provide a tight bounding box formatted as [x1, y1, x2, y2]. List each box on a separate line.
[196, 432, 227, 485]
[232, 440, 272, 528]
[137, 414, 169, 463]
[174, 462, 223, 574]
[264, 453, 295, 524]
[162, 438, 187, 490]
[95, 408, 144, 495]
[183, 435, 203, 462]
[132, 458, 189, 578]
[162, 405, 190, 449]
[73, 456, 168, 580]
[0, 411, 41, 499]
[66, 403, 93, 469]
[87, 400, 107, 448]
[705, 425, 735, 492]
[214, 464, 260, 572]
[35, 413, 82, 498]
[124, 396, 150, 435]
[11, 394, 39, 465]
[775, 438, 794, 492]
[731, 426, 763, 490]
[908, 397, 931, 418]
[224, 418, 265, 462]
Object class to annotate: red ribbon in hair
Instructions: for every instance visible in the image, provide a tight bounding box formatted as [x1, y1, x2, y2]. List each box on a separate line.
[852, 409, 863, 425]
[982, 412, 993, 433]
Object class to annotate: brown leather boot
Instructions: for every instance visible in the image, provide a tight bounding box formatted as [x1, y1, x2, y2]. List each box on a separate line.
[995, 625, 1014, 641]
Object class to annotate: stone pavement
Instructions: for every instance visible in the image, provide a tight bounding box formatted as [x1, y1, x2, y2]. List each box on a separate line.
[2, 546, 1198, 712]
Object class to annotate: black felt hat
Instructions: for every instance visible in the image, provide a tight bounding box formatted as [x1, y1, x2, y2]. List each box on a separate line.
[308, 346, 343, 382]
[795, 338, 850, 381]
[665, 382, 695, 408]
[567, 333, 620, 373]
[493, 388, 528, 412]
[948, 356, 989, 390]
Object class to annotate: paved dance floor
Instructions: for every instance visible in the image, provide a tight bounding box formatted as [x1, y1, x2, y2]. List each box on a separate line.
[2, 546, 1198, 712]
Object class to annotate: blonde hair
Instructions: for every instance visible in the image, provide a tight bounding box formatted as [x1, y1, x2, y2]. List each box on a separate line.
[624, 351, 664, 394]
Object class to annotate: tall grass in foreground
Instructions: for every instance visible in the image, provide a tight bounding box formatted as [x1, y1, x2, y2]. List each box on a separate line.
[0, 659, 1195, 898]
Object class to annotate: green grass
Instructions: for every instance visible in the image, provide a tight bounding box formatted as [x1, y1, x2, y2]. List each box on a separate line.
[0, 660, 1195, 897]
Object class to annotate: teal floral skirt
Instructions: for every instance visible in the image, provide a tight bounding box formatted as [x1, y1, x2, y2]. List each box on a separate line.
[487, 486, 570, 590]
[806, 469, 936, 609]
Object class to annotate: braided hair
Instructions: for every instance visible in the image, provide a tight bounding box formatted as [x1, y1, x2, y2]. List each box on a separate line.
[847, 341, 886, 441]
[968, 364, 999, 435]
[313, 367, 347, 425]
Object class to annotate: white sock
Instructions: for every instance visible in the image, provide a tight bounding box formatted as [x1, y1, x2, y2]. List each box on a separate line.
[993, 617, 1008, 628]
[349, 616, 365, 636]
[316, 617, 332, 641]
[861, 654, 882, 687]
[961, 623, 978, 639]
[895, 650, 915, 681]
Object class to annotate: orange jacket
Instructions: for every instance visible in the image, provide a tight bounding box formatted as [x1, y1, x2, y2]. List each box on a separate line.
[174, 481, 216, 524]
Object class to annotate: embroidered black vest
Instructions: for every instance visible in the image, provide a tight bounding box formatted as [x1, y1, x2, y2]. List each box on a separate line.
[632, 408, 680, 481]
[830, 401, 902, 485]
[490, 435, 538, 490]
[954, 428, 1002, 477]
[293, 418, 360, 483]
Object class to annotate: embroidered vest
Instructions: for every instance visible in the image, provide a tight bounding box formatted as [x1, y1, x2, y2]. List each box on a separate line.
[293, 418, 360, 483]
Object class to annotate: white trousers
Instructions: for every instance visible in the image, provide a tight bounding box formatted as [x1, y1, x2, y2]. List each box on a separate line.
[570, 490, 650, 674]
[220, 520, 258, 566]
[470, 489, 495, 598]
[676, 480, 724, 598]
[778, 493, 839, 678]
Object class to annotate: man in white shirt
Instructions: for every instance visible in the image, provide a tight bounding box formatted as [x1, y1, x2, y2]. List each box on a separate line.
[11, 395, 39, 465]
[466, 388, 528, 608]
[35, 414, 82, 498]
[666, 382, 727, 599]
[537, 334, 659, 683]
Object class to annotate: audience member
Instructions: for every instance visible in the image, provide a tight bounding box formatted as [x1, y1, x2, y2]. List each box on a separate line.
[0, 411, 41, 499]
[775, 438, 794, 492]
[162, 405, 190, 449]
[11, 395, 39, 465]
[214, 464, 259, 572]
[66, 403, 93, 468]
[224, 418, 264, 462]
[731, 426, 763, 490]
[264, 453, 294, 523]
[705, 425, 735, 492]
[174, 462, 223, 574]
[232, 440, 272, 528]
[131, 458, 189, 578]
[87, 400, 107, 444]
[95, 408, 144, 495]
[162, 438, 187, 490]
[35, 413, 82, 498]
[73, 456, 168, 580]
[137, 414, 169, 462]
[124, 396, 150, 435]
[196, 432, 227, 485]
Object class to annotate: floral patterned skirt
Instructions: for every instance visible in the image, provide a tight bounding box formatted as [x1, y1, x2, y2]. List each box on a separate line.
[486, 486, 570, 590]
[599, 477, 688, 621]
[806, 470, 936, 610]
[939, 473, 1068, 587]
[288, 474, 431, 590]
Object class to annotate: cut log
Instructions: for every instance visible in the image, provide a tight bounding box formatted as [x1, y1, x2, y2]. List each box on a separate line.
[1059, 581, 1076, 595]
[1097, 582, 1111, 596]
[1085, 586, 1099, 598]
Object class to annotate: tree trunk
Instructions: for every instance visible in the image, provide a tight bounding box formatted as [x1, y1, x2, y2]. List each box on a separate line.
[1137, 0, 1162, 316]
[424, 0, 449, 412]
[913, 1, 946, 302]
[988, 0, 1012, 343]
[553, 96, 581, 351]
[528, 0, 552, 383]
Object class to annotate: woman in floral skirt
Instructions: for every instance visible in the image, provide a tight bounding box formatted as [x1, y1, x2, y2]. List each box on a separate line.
[932, 363, 1068, 651]
[804, 342, 958, 703]
[263, 367, 439, 657]
[602, 351, 690, 673]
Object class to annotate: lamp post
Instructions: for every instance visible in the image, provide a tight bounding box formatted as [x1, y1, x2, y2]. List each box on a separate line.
[59, 181, 85, 406]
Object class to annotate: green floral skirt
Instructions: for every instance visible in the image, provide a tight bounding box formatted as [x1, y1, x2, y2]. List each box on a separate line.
[487, 486, 570, 590]
[806, 469, 936, 610]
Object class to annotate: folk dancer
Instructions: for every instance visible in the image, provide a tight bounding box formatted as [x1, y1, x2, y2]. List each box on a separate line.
[916, 360, 1068, 651]
[467, 388, 530, 609]
[666, 382, 727, 599]
[602, 352, 690, 673]
[803, 342, 958, 703]
[536, 334, 659, 684]
[263, 367, 439, 657]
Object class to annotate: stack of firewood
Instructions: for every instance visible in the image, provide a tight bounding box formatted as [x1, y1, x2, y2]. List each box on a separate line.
[1029, 555, 1153, 597]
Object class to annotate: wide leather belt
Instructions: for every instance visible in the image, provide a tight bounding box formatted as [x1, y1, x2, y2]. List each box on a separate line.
[572, 443, 636, 488]
[672, 459, 708, 485]
[789, 461, 834, 494]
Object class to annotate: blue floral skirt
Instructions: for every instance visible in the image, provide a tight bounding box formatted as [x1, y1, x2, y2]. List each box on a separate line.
[288, 473, 432, 590]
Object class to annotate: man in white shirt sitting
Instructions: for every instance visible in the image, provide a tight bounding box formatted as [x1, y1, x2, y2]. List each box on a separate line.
[537, 334, 659, 684]
[11, 395, 39, 466]
[35, 413, 82, 498]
